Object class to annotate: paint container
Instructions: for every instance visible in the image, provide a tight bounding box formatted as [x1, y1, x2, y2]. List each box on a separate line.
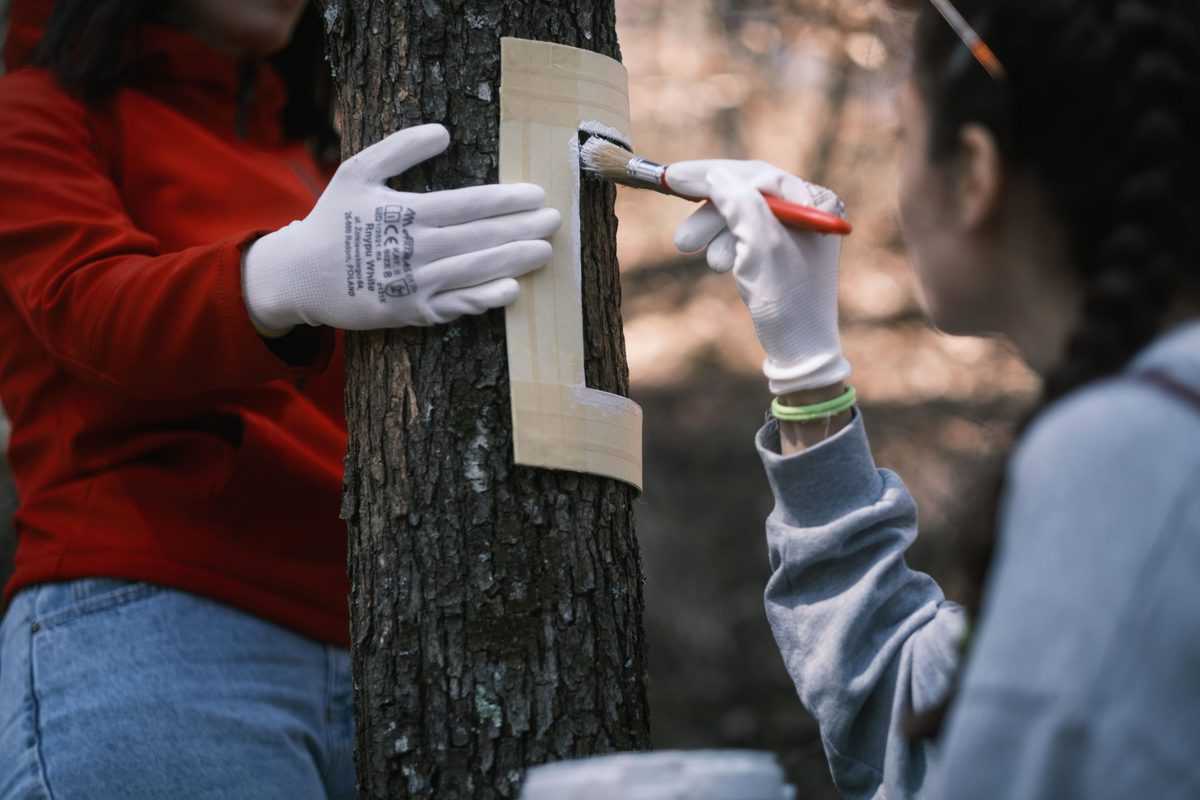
[519, 750, 796, 800]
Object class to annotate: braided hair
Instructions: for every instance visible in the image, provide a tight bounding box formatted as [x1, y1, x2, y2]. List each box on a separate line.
[902, 0, 1200, 734]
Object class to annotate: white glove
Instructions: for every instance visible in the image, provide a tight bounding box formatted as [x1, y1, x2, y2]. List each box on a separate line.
[667, 159, 851, 395]
[243, 123, 560, 333]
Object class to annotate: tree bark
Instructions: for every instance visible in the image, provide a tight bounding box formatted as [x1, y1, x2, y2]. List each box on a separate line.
[321, 2, 649, 798]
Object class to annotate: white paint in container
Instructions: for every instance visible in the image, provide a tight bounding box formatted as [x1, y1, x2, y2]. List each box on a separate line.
[519, 750, 796, 800]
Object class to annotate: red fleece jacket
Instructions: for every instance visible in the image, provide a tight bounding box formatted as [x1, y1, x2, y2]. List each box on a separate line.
[0, 1, 350, 646]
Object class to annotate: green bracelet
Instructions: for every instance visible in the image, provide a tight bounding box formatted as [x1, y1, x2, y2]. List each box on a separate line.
[771, 386, 857, 422]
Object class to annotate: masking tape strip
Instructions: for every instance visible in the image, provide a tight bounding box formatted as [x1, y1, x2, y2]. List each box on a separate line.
[511, 381, 642, 479]
[500, 37, 643, 491]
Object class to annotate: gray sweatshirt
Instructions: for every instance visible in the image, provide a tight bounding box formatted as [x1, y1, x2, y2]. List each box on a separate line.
[758, 321, 1200, 799]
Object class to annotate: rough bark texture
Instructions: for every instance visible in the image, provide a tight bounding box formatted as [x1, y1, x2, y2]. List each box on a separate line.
[321, 2, 649, 797]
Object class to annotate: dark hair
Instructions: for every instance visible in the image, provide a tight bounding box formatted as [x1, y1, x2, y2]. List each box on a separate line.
[903, 0, 1200, 734]
[31, 0, 338, 158]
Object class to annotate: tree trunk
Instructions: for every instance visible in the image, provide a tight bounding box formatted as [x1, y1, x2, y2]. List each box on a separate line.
[321, 2, 649, 798]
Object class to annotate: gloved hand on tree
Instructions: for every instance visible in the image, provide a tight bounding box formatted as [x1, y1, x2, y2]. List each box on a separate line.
[667, 159, 851, 395]
[243, 123, 560, 335]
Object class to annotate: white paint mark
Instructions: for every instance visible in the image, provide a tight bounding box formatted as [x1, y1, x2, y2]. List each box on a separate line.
[463, 420, 490, 493]
[401, 763, 429, 794]
[476, 82, 492, 102]
[579, 119, 632, 149]
[322, 3, 339, 29]
[474, 684, 503, 730]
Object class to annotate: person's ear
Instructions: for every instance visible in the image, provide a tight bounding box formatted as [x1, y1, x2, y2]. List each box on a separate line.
[956, 124, 1003, 230]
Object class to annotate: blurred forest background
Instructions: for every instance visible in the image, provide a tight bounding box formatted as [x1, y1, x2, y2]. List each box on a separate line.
[0, 0, 1040, 795]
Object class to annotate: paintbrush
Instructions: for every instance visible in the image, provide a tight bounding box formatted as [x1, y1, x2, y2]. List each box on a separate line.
[579, 137, 853, 237]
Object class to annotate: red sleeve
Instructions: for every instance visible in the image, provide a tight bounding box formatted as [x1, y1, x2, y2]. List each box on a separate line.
[0, 73, 332, 397]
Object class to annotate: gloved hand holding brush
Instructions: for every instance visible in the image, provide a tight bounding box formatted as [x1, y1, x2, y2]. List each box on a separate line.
[669, 159, 851, 395]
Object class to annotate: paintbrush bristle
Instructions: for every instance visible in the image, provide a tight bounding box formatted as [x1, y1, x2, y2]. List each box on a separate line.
[580, 137, 636, 179]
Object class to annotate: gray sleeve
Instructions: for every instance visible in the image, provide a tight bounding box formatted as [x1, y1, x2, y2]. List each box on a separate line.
[757, 413, 965, 799]
[935, 380, 1200, 799]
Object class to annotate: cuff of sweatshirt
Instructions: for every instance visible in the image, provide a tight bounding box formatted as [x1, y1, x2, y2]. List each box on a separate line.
[219, 230, 335, 378]
[755, 410, 886, 528]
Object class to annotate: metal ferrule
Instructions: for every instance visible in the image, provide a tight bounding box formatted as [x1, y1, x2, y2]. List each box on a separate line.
[625, 157, 668, 192]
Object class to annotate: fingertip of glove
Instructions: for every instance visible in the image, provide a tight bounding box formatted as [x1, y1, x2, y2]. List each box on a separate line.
[664, 161, 701, 184]
[511, 238, 553, 274]
[674, 202, 726, 254]
[706, 252, 734, 274]
[500, 182, 546, 209]
[390, 123, 450, 163]
[673, 226, 700, 254]
[706, 232, 737, 273]
[539, 206, 563, 234]
[529, 237, 553, 258]
[418, 122, 451, 150]
[493, 277, 522, 307]
[664, 162, 712, 199]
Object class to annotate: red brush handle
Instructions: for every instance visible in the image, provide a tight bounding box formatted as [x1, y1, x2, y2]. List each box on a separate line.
[761, 194, 853, 236]
[658, 172, 852, 236]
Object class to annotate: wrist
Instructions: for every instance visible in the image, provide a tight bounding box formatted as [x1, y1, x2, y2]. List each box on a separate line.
[774, 382, 855, 455]
[780, 383, 845, 406]
[242, 234, 299, 337]
[763, 351, 851, 396]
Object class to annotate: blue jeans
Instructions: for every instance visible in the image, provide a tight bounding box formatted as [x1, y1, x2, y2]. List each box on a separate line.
[0, 579, 355, 799]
